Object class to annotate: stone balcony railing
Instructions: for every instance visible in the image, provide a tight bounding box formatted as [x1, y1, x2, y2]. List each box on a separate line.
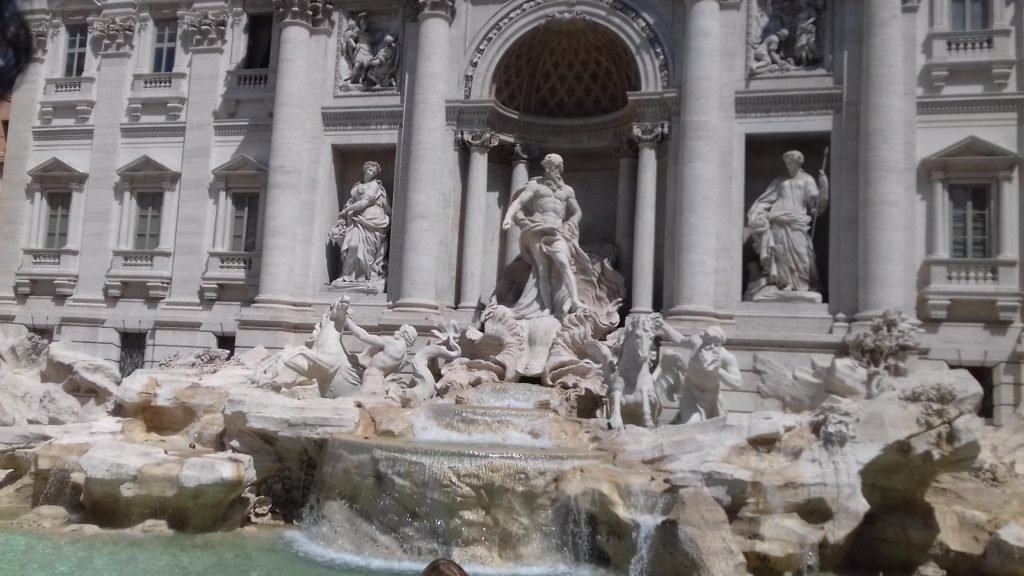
[924, 28, 1015, 88]
[105, 249, 173, 300]
[39, 76, 97, 123]
[200, 250, 260, 301]
[14, 247, 80, 297]
[127, 72, 188, 121]
[921, 257, 1021, 322]
[222, 69, 275, 117]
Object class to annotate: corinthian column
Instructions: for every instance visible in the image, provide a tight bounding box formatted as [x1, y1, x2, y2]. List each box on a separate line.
[256, 0, 333, 306]
[858, 0, 906, 318]
[458, 130, 499, 310]
[504, 144, 530, 266]
[631, 123, 664, 315]
[392, 0, 455, 312]
[669, 0, 721, 320]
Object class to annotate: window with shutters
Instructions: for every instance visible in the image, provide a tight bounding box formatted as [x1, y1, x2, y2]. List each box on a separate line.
[230, 191, 260, 253]
[152, 20, 177, 73]
[64, 25, 88, 78]
[45, 191, 72, 249]
[134, 191, 163, 250]
[949, 184, 992, 259]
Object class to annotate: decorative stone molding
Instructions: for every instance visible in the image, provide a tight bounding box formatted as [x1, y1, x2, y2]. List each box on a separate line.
[322, 107, 403, 132]
[735, 88, 843, 118]
[121, 124, 187, 139]
[87, 16, 137, 53]
[177, 10, 228, 47]
[459, 130, 499, 150]
[917, 95, 1024, 115]
[31, 20, 60, 57]
[214, 122, 273, 136]
[630, 122, 667, 145]
[747, 0, 832, 78]
[463, 0, 670, 99]
[274, 0, 335, 28]
[33, 127, 95, 140]
[415, 0, 456, 21]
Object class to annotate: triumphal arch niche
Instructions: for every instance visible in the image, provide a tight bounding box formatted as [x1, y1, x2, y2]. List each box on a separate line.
[454, 0, 676, 319]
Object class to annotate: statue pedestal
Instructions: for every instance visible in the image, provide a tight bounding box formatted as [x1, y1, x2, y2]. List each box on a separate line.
[328, 278, 384, 295]
[747, 286, 823, 304]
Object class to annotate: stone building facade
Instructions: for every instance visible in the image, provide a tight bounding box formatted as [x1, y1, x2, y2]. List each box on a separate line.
[2, 0, 1023, 422]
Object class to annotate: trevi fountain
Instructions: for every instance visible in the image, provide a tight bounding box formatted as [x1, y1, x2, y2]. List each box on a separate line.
[1, 153, 1022, 576]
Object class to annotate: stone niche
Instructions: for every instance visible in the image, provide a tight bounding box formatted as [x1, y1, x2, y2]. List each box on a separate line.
[742, 133, 831, 303]
[326, 147, 397, 290]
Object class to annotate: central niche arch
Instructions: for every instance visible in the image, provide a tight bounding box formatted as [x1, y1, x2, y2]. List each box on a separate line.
[492, 20, 641, 119]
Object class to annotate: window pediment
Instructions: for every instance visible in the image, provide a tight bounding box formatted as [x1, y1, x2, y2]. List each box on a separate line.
[212, 154, 268, 177]
[924, 136, 1019, 174]
[27, 157, 89, 186]
[116, 155, 180, 179]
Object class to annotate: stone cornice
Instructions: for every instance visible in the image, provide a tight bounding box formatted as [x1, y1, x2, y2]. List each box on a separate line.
[735, 88, 843, 118]
[120, 123, 187, 139]
[214, 122, 274, 136]
[917, 95, 1024, 115]
[32, 126, 94, 140]
[322, 106, 404, 131]
[274, 0, 335, 28]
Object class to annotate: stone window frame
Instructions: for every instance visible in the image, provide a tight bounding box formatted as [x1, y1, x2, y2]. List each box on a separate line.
[151, 18, 179, 73]
[24, 158, 88, 252]
[63, 23, 89, 78]
[924, 0, 1014, 89]
[210, 155, 268, 256]
[113, 156, 180, 254]
[948, 0, 993, 32]
[947, 181, 994, 259]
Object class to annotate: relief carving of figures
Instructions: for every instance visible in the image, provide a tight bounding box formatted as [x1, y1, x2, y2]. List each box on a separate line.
[745, 150, 828, 303]
[338, 11, 399, 91]
[749, 0, 828, 76]
[328, 161, 391, 290]
[88, 16, 136, 53]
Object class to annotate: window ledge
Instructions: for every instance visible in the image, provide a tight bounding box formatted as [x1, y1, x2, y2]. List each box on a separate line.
[922, 257, 1021, 322]
[924, 28, 1015, 89]
[15, 248, 80, 297]
[127, 73, 188, 122]
[201, 251, 260, 301]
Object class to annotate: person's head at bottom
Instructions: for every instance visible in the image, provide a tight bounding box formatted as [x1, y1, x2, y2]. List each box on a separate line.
[421, 558, 468, 576]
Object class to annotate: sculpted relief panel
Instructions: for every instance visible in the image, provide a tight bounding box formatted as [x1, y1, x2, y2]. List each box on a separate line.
[335, 10, 401, 94]
[748, 0, 830, 77]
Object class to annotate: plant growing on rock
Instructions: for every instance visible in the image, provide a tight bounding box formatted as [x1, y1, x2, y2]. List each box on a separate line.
[845, 308, 920, 397]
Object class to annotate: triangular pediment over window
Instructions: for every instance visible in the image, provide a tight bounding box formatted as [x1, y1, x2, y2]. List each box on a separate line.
[116, 155, 180, 178]
[27, 157, 88, 183]
[51, 0, 102, 10]
[924, 136, 1020, 173]
[212, 154, 268, 176]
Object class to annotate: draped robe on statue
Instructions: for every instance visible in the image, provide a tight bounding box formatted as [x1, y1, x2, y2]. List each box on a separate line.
[337, 180, 390, 282]
[746, 169, 821, 294]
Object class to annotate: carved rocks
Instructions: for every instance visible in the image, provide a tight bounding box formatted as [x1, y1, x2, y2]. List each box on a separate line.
[748, 0, 829, 77]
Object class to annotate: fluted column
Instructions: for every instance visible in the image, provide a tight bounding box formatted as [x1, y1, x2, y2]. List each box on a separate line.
[504, 144, 530, 266]
[256, 0, 332, 306]
[631, 124, 664, 315]
[858, 0, 906, 318]
[669, 0, 721, 319]
[458, 130, 499, 310]
[998, 172, 1015, 259]
[392, 0, 456, 311]
[614, 148, 637, 287]
[928, 173, 946, 257]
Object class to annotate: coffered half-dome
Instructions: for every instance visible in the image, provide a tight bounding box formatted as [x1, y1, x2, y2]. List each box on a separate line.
[492, 20, 641, 119]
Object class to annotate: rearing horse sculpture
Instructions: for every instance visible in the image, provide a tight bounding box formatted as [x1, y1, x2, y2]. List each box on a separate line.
[594, 313, 662, 430]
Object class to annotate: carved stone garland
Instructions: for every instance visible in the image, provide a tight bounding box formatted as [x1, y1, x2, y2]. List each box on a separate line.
[178, 11, 229, 47]
[87, 16, 137, 53]
[463, 0, 670, 99]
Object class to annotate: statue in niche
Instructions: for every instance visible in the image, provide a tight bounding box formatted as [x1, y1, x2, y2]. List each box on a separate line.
[339, 12, 399, 90]
[328, 161, 391, 290]
[501, 153, 590, 318]
[749, 0, 827, 76]
[745, 150, 828, 303]
[656, 321, 740, 425]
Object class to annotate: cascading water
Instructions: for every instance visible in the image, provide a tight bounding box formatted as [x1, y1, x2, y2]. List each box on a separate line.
[626, 515, 661, 576]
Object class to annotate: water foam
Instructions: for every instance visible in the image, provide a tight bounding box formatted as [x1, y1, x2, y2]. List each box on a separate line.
[284, 530, 615, 576]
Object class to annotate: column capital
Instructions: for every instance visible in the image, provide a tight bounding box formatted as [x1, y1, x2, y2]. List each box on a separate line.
[997, 170, 1015, 182]
[509, 143, 537, 164]
[459, 129, 499, 151]
[631, 123, 668, 146]
[178, 10, 229, 47]
[929, 170, 946, 183]
[274, 0, 335, 29]
[88, 15, 138, 54]
[416, 0, 456, 23]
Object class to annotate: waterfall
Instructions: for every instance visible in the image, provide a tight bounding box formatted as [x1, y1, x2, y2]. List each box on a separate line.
[628, 515, 661, 576]
[564, 496, 592, 562]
